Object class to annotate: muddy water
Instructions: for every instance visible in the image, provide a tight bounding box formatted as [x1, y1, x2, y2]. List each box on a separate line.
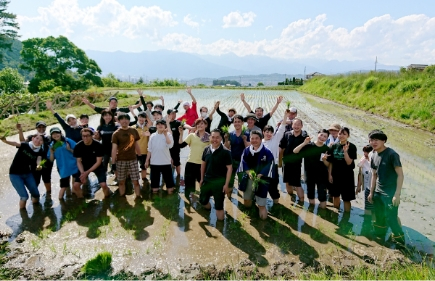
[0, 89, 434, 278]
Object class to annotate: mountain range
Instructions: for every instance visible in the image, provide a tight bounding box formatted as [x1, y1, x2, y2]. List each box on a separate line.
[85, 49, 400, 84]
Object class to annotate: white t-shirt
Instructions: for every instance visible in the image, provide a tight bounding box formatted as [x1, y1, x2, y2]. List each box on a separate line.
[357, 156, 372, 190]
[148, 132, 174, 165]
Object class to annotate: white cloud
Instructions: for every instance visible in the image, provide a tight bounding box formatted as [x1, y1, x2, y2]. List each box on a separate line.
[265, 25, 273, 31]
[157, 14, 435, 64]
[222, 11, 256, 28]
[17, 0, 177, 39]
[183, 14, 199, 28]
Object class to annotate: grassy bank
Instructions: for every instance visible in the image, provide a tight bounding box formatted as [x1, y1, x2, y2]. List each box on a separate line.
[300, 68, 435, 132]
[0, 94, 146, 136]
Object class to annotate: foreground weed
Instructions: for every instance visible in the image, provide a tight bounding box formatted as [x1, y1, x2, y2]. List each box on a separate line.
[81, 251, 112, 276]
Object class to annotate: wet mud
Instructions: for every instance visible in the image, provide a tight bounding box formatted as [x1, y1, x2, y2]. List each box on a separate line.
[0, 89, 434, 279]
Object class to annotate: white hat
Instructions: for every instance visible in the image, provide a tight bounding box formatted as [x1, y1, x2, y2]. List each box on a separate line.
[65, 114, 77, 122]
[182, 101, 190, 107]
[289, 107, 297, 113]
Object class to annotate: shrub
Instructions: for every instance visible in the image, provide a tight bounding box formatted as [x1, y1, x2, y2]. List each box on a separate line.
[398, 80, 422, 93]
[363, 76, 378, 91]
[81, 252, 112, 276]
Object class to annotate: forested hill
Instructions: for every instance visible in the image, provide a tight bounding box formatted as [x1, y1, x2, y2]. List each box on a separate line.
[0, 39, 32, 80]
[299, 68, 435, 132]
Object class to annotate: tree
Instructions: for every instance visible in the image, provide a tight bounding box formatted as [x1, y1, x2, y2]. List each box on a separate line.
[0, 0, 19, 62]
[0, 67, 24, 94]
[102, 73, 120, 87]
[257, 82, 264, 86]
[20, 36, 103, 93]
[137, 77, 144, 84]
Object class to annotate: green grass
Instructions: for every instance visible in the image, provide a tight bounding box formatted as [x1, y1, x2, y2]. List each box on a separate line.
[300, 67, 435, 132]
[81, 251, 112, 276]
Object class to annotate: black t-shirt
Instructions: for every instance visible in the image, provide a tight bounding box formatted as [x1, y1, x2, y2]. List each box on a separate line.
[97, 123, 120, 154]
[300, 142, 329, 180]
[371, 147, 402, 197]
[327, 142, 357, 175]
[250, 111, 271, 130]
[279, 130, 308, 164]
[10, 142, 46, 175]
[202, 144, 232, 182]
[204, 117, 212, 134]
[170, 120, 181, 149]
[73, 140, 104, 171]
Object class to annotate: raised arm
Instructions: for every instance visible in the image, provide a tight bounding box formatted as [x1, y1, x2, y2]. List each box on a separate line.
[208, 102, 218, 121]
[269, 96, 283, 116]
[159, 96, 165, 109]
[186, 87, 196, 104]
[17, 124, 25, 142]
[240, 93, 252, 113]
[1, 136, 21, 147]
[293, 136, 311, 154]
[82, 97, 96, 110]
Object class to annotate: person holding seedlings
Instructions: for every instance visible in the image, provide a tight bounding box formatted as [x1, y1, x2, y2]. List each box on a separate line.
[82, 96, 141, 116]
[179, 118, 210, 201]
[293, 129, 330, 208]
[146, 119, 175, 194]
[279, 118, 308, 202]
[199, 129, 233, 220]
[224, 114, 250, 199]
[46, 100, 83, 143]
[134, 111, 151, 182]
[241, 93, 283, 129]
[73, 128, 111, 198]
[96, 109, 120, 173]
[326, 123, 341, 147]
[215, 101, 236, 130]
[262, 109, 290, 204]
[2, 133, 45, 208]
[325, 127, 357, 212]
[238, 130, 274, 220]
[367, 130, 405, 246]
[177, 87, 198, 126]
[244, 113, 261, 134]
[356, 145, 374, 215]
[111, 113, 142, 197]
[47, 127, 80, 199]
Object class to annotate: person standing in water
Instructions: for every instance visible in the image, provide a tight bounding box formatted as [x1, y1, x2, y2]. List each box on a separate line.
[367, 130, 405, 246]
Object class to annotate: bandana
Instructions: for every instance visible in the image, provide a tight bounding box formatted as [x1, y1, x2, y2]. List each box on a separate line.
[196, 131, 210, 143]
[29, 141, 41, 152]
[136, 122, 147, 129]
[249, 143, 264, 156]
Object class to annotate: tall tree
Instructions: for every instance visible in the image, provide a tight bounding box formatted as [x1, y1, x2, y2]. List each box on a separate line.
[0, 0, 19, 62]
[0, 67, 24, 94]
[20, 36, 103, 92]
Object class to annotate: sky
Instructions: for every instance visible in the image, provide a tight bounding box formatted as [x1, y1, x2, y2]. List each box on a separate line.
[8, 0, 435, 65]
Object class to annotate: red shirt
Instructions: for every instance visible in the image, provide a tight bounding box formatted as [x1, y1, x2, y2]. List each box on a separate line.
[177, 102, 198, 126]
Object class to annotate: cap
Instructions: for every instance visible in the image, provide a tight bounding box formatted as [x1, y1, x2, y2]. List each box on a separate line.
[154, 104, 164, 110]
[108, 97, 118, 102]
[79, 114, 89, 119]
[49, 127, 62, 135]
[35, 121, 47, 128]
[138, 111, 147, 118]
[167, 108, 178, 114]
[328, 123, 341, 131]
[244, 113, 258, 122]
[156, 119, 167, 126]
[65, 114, 77, 122]
[289, 107, 298, 113]
[182, 101, 190, 107]
[151, 110, 162, 115]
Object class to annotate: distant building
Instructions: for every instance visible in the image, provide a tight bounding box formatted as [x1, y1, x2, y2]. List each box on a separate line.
[407, 64, 428, 71]
[305, 72, 324, 79]
[225, 84, 236, 87]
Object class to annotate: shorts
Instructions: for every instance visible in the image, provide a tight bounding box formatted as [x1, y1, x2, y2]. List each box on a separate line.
[283, 163, 302, 187]
[184, 162, 201, 196]
[364, 188, 374, 210]
[137, 155, 147, 170]
[74, 169, 107, 184]
[150, 165, 174, 189]
[33, 160, 53, 185]
[305, 169, 328, 202]
[60, 172, 80, 187]
[170, 147, 181, 167]
[10, 173, 40, 201]
[117, 160, 140, 181]
[268, 164, 280, 200]
[328, 172, 356, 202]
[243, 178, 267, 207]
[199, 179, 226, 210]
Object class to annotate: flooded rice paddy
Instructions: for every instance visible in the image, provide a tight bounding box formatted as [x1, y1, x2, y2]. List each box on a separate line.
[0, 89, 434, 278]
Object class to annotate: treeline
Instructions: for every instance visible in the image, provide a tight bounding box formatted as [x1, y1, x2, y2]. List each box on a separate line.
[300, 66, 435, 132]
[212, 79, 241, 86]
[102, 73, 185, 88]
[278, 77, 303, 85]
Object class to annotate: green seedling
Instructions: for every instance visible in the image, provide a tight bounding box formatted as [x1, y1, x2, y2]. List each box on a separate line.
[221, 125, 229, 134]
[241, 125, 247, 135]
[52, 141, 64, 150]
[2, 129, 10, 139]
[248, 170, 268, 193]
[180, 118, 187, 127]
[39, 159, 47, 168]
[286, 101, 291, 109]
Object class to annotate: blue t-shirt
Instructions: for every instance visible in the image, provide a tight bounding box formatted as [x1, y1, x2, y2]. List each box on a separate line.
[48, 138, 79, 178]
[229, 131, 250, 162]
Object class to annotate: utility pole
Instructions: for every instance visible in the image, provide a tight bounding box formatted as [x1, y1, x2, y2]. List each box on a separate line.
[240, 76, 241, 87]
[304, 67, 306, 80]
[285, 74, 286, 85]
[375, 56, 378, 72]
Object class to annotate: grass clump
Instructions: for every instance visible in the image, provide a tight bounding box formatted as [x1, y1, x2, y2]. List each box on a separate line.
[300, 68, 435, 132]
[81, 251, 112, 276]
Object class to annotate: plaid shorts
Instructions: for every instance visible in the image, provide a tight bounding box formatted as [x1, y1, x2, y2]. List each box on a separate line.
[117, 160, 140, 181]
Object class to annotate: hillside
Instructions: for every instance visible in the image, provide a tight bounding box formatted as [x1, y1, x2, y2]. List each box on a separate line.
[0, 40, 33, 80]
[300, 68, 435, 132]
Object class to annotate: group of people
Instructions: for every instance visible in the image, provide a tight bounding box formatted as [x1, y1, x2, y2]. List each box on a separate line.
[1, 88, 405, 245]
